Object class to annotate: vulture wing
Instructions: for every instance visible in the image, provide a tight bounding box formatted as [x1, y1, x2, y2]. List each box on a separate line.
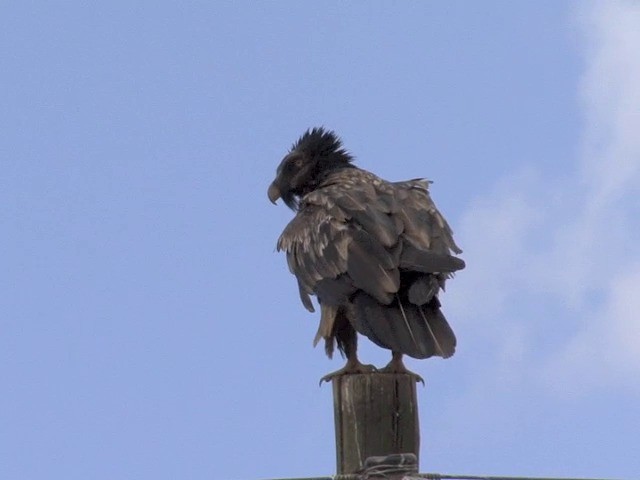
[277, 168, 464, 359]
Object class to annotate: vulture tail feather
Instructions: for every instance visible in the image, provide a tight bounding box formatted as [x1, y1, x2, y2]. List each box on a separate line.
[350, 292, 456, 359]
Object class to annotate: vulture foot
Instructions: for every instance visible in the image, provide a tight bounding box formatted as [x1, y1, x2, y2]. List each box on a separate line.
[319, 359, 377, 386]
[379, 353, 425, 385]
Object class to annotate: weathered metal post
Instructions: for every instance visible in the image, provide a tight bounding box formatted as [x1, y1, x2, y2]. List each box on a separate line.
[332, 373, 420, 475]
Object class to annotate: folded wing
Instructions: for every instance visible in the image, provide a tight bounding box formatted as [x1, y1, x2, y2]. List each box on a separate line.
[277, 169, 464, 359]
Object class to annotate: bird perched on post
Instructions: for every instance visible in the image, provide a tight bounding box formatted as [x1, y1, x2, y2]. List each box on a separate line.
[268, 127, 464, 383]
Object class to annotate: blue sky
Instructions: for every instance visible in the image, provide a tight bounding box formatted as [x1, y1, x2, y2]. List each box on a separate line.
[2, 1, 639, 479]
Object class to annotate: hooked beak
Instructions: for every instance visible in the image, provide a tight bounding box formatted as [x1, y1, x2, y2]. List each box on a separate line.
[267, 182, 281, 204]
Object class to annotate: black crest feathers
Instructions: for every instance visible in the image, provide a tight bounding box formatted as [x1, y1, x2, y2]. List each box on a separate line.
[290, 127, 353, 163]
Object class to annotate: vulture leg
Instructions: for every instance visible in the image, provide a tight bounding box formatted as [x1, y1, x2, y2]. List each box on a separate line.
[319, 313, 376, 385]
[379, 351, 424, 385]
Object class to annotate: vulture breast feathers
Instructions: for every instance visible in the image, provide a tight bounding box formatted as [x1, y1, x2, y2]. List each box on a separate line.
[269, 128, 465, 361]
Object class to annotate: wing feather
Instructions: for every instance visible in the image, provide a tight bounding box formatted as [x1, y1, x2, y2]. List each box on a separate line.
[277, 174, 405, 309]
[394, 179, 463, 255]
[276, 168, 464, 357]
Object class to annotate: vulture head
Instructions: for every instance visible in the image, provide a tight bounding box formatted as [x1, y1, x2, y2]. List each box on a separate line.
[268, 127, 353, 210]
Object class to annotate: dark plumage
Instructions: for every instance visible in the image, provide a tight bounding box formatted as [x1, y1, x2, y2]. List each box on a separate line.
[268, 127, 465, 383]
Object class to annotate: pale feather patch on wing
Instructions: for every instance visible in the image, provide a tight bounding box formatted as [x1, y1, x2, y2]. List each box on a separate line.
[313, 304, 338, 346]
[388, 179, 463, 257]
[297, 279, 315, 312]
[277, 204, 351, 309]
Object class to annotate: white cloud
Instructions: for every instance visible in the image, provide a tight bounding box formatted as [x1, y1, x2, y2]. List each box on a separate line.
[543, 0, 640, 385]
[579, 1, 640, 205]
[540, 264, 640, 393]
[448, 169, 543, 325]
[451, 0, 640, 392]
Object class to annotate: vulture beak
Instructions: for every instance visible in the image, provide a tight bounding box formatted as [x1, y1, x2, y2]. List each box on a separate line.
[267, 181, 281, 204]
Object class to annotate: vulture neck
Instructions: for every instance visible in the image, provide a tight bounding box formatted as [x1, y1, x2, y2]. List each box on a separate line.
[313, 163, 355, 189]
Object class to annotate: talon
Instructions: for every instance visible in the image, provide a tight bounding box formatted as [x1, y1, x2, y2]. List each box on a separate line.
[319, 359, 377, 386]
[379, 352, 425, 385]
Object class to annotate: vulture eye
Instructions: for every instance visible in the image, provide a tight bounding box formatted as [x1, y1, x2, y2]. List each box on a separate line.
[294, 157, 303, 167]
